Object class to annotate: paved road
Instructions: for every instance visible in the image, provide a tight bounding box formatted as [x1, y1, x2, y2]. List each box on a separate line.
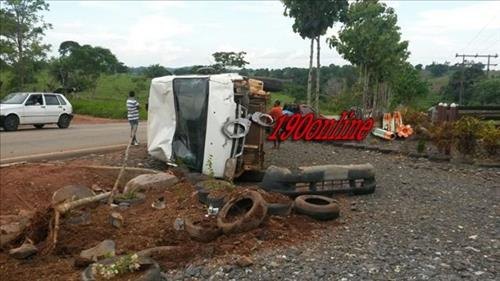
[0, 122, 147, 161]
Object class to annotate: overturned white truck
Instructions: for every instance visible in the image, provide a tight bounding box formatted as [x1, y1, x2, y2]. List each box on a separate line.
[147, 74, 269, 179]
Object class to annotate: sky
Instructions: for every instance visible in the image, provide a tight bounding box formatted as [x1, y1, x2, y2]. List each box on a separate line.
[41, 1, 500, 69]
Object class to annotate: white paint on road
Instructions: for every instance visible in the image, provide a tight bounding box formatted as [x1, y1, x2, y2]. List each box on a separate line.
[0, 122, 147, 159]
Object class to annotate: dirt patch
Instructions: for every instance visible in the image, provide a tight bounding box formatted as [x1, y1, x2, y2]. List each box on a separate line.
[0, 162, 347, 280]
[71, 114, 125, 125]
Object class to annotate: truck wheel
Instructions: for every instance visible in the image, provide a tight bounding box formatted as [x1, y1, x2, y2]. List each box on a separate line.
[3, 115, 19, 131]
[33, 124, 45, 129]
[294, 195, 340, 220]
[57, 114, 71, 129]
[217, 190, 267, 234]
[184, 216, 222, 242]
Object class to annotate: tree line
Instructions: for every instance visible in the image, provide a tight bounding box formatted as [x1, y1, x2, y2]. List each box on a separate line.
[1, 0, 498, 112]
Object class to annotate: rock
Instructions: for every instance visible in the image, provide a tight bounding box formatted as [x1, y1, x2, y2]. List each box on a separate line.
[52, 185, 95, 205]
[0, 211, 34, 247]
[118, 202, 130, 209]
[109, 212, 124, 228]
[80, 240, 115, 261]
[270, 261, 279, 268]
[173, 218, 184, 231]
[151, 197, 166, 209]
[185, 264, 201, 277]
[236, 255, 254, 267]
[123, 173, 179, 194]
[9, 241, 37, 259]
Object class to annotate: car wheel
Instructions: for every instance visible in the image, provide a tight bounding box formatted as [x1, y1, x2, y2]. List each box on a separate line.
[57, 114, 71, 129]
[3, 115, 19, 131]
[33, 124, 45, 129]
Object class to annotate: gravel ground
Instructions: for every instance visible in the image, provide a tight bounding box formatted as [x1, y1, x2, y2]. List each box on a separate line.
[165, 141, 499, 280]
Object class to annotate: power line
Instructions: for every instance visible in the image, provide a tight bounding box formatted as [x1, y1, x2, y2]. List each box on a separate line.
[480, 36, 500, 53]
[463, 15, 497, 53]
[455, 53, 498, 104]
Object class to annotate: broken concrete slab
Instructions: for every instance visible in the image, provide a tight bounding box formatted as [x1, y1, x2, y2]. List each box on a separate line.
[80, 240, 115, 261]
[123, 173, 179, 194]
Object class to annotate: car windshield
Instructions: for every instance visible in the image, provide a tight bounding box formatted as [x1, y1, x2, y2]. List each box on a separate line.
[1, 93, 29, 104]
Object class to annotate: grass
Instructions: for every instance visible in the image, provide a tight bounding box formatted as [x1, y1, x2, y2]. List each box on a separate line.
[268, 92, 296, 109]
[66, 74, 150, 120]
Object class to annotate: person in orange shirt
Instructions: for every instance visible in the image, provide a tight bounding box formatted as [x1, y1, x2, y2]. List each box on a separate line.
[269, 100, 283, 149]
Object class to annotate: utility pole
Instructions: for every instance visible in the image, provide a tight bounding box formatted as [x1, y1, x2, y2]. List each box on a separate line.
[455, 53, 498, 104]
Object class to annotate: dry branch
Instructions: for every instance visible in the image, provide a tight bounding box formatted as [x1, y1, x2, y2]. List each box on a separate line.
[107, 140, 133, 204]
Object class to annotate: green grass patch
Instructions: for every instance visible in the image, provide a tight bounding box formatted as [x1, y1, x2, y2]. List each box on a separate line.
[66, 74, 150, 119]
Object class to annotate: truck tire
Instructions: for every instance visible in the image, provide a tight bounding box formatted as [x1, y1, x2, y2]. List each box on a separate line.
[184, 217, 222, 242]
[217, 190, 267, 234]
[57, 114, 71, 129]
[294, 195, 340, 220]
[3, 114, 19, 131]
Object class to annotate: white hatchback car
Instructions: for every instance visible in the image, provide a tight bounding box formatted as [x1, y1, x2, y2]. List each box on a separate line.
[0, 92, 73, 131]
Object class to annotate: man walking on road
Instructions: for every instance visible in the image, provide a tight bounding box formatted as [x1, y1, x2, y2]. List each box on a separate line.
[127, 91, 140, 145]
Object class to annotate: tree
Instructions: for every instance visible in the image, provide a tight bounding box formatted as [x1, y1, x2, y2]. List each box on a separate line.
[442, 64, 486, 104]
[391, 63, 429, 107]
[425, 62, 450, 77]
[143, 64, 172, 78]
[212, 51, 248, 71]
[51, 42, 126, 94]
[328, 0, 409, 117]
[283, 0, 348, 112]
[0, 0, 51, 89]
[470, 78, 500, 105]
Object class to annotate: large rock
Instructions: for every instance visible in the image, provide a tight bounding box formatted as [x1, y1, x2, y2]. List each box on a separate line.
[52, 185, 95, 205]
[123, 173, 179, 194]
[0, 210, 34, 247]
[80, 240, 115, 261]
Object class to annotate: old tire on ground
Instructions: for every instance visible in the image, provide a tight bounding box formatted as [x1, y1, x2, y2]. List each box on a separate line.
[184, 217, 222, 242]
[33, 124, 45, 129]
[217, 190, 267, 234]
[267, 202, 293, 216]
[3, 114, 19, 131]
[81, 256, 161, 281]
[57, 114, 71, 129]
[294, 195, 340, 220]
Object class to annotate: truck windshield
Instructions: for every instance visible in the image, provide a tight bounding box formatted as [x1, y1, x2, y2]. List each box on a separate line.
[1, 93, 29, 104]
[172, 78, 209, 171]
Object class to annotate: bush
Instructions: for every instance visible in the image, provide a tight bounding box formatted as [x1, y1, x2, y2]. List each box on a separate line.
[453, 116, 483, 156]
[479, 122, 500, 156]
[429, 122, 454, 155]
[400, 108, 431, 130]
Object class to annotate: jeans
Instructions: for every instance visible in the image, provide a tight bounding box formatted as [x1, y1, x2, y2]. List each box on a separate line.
[129, 119, 139, 144]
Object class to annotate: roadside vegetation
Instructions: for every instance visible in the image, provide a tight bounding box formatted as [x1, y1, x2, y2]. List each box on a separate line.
[0, 0, 498, 121]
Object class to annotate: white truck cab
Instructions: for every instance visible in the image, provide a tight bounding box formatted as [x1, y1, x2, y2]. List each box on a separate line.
[0, 92, 73, 131]
[148, 74, 269, 179]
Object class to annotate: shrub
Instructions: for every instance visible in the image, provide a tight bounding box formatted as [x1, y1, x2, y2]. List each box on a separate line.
[479, 122, 500, 156]
[453, 116, 483, 156]
[417, 139, 426, 154]
[429, 122, 454, 155]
